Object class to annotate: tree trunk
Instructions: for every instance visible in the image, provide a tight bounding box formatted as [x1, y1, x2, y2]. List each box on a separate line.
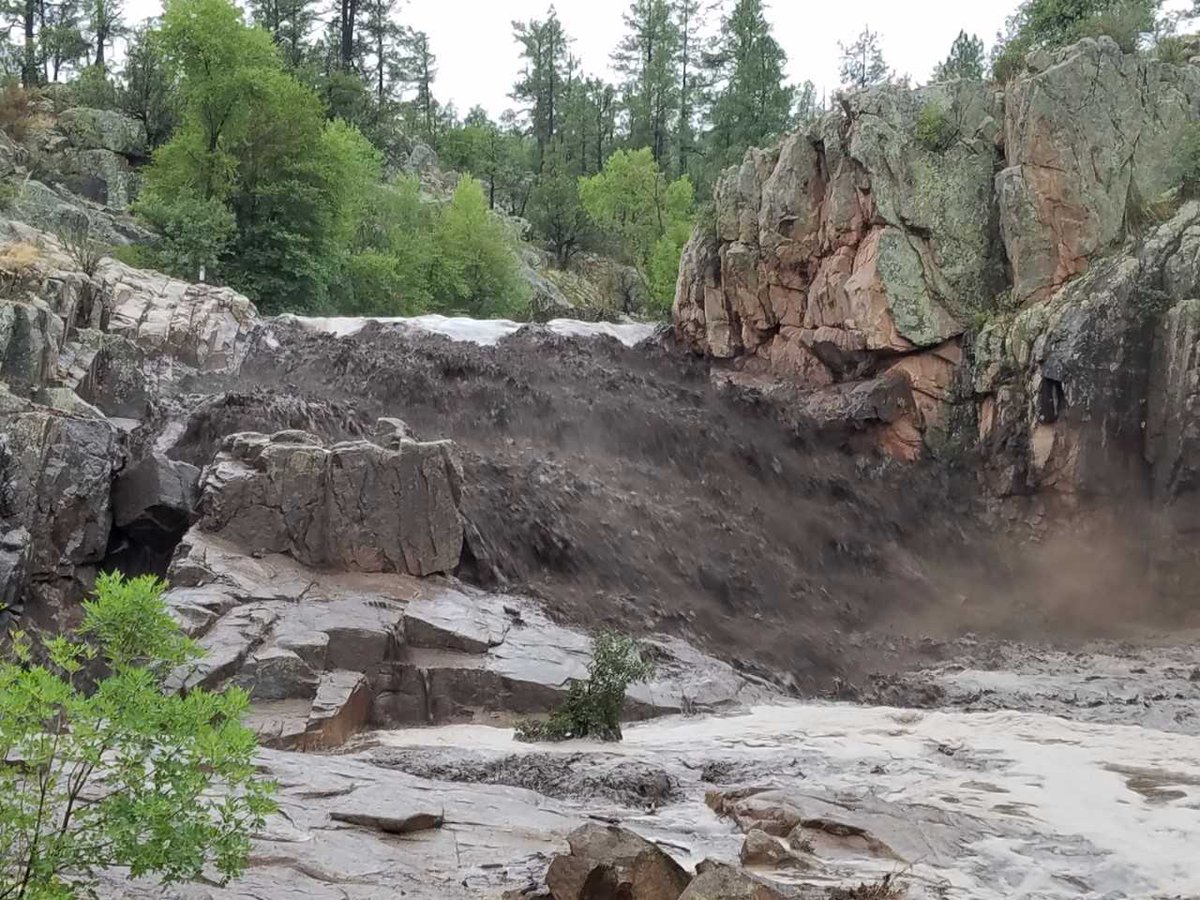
[339, 0, 357, 71]
[22, 0, 36, 87]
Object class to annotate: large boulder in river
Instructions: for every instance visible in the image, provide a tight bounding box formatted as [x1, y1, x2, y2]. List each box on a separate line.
[199, 426, 464, 576]
[545, 824, 690, 900]
[677, 864, 789, 900]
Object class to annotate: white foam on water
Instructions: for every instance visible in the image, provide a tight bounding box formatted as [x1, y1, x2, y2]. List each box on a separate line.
[374, 702, 1200, 899]
[277, 313, 658, 347]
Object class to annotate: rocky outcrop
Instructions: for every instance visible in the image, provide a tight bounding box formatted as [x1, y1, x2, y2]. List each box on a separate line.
[0, 392, 119, 621]
[164, 530, 767, 748]
[675, 77, 1004, 457]
[1000, 38, 1200, 302]
[198, 426, 465, 576]
[24, 107, 146, 212]
[674, 38, 1200, 470]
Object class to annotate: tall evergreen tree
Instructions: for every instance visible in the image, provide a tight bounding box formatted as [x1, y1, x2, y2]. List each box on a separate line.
[249, 0, 317, 68]
[794, 78, 820, 125]
[704, 0, 793, 168]
[359, 0, 403, 110]
[337, 0, 358, 70]
[838, 26, 889, 90]
[511, 8, 569, 170]
[611, 0, 678, 165]
[120, 22, 177, 147]
[397, 28, 437, 139]
[932, 30, 986, 80]
[673, 0, 708, 178]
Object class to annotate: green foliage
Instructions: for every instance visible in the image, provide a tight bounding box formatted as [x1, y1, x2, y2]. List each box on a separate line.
[932, 30, 986, 81]
[528, 152, 591, 266]
[994, 0, 1161, 70]
[428, 176, 530, 318]
[1156, 34, 1191, 64]
[333, 175, 529, 318]
[1175, 123, 1200, 200]
[579, 148, 693, 315]
[130, 190, 236, 280]
[120, 25, 179, 149]
[70, 64, 118, 110]
[914, 102, 958, 153]
[704, 0, 794, 171]
[0, 572, 276, 898]
[139, 0, 380, 311]
[515, 631, 654, 742]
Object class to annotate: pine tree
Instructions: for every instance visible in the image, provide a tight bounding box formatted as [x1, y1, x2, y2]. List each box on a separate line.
[249, 0, 317, 68]
[794, 79, 820, 126]
[838, 26, 889, 91]
[359, 0, 403, 110]
[612, 0, 678, 165]
[932, 30, 985, 81]
[511, 8, 569, 170]
[673, 0, 709, 178]
[704, 0, 793, 168]
[397, 28, 437, 140]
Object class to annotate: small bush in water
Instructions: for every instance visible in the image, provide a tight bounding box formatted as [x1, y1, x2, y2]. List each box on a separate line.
[515, 631, 654, 742]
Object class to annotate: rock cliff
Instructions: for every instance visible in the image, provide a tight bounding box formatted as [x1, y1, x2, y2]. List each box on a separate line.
[675, 37, 1200, 490]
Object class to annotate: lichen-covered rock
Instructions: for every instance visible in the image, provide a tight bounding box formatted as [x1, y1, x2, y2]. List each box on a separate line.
[56, 107, 147, 158]
[676, 78, 1002, 371]
[999, 37, 1200, 302]
[198, 426, 464, 576]
[0, 298, 63, 391]
[103, 260, 257, 374]
[976, 202, 1200, 501]
[0, 395, 118, 579]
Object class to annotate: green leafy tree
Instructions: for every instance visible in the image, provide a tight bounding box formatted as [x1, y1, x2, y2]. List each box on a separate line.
[528, 149, 591, 265]
[85, 0, 125, 70]
[119, 23, 178, 148]
[704, 0, 794, 170]
[612, 0, 679, 166]
[932, 30, 986, 80]
[429, 175, 530, 317]
[838, 25, 889, 90]
[579, 146, 693, 313]
[142, 0, 380, 310]
[40, 0, 88, 82]
[515, 631, 654, 742]
[0, 572, 276, 899]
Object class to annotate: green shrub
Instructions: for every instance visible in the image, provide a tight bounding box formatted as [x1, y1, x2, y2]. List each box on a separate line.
[70, 64, 120, 110]
[0, 572, 276, 898]
[990, 41, 1030, 83]
[1075, 0, 1156, 51]
[1171, 123, 1200, 202]
[132, 191, 236, 282]
[515, 631, 654, 743]
[914, 102, 958, 153]
[1156, 34, 1191, 64]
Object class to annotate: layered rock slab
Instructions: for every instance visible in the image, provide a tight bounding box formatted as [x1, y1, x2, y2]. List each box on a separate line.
[198, 426, 464, 577]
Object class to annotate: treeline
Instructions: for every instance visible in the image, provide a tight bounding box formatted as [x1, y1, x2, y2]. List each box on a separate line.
[0, 0, 1191, 318]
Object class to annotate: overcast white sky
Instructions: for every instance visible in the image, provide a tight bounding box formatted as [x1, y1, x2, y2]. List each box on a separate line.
[121, 0, 1017, 116]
